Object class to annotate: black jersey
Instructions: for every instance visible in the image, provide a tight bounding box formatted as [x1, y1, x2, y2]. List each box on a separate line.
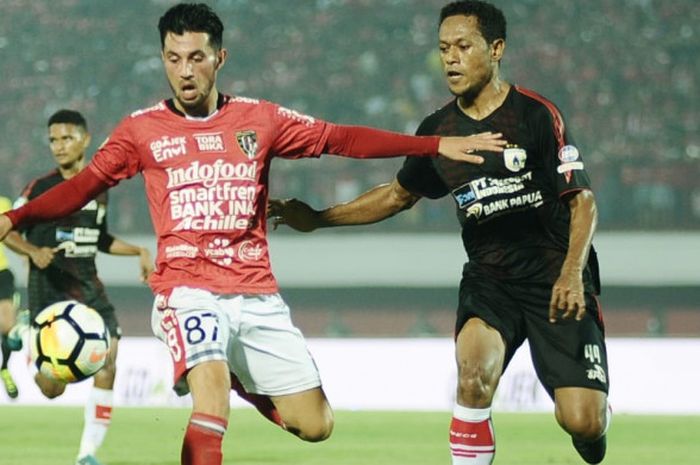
[15, 170, 115, 312]
[398, 86, 599, 292]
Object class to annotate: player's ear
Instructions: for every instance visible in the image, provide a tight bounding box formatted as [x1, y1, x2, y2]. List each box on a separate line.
[215, 48, 228, 70]
[491, 39, 505, 62]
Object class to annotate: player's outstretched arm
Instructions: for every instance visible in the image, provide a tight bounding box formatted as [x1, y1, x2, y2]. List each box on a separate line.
[549, 189, 598, 323]
[0, 168, 109, 241]
[2, 231, 55, 269]
[324, 125, 506, 163]
[269, 178, 419, 232]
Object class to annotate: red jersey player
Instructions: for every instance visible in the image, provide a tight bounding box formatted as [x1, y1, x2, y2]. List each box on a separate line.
[0, 4, 506, 465]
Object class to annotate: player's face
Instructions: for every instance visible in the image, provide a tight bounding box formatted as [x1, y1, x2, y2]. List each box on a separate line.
[162, 31, 227, 116]
[48, 123, 90, 169]
[439, 15, 500, 100]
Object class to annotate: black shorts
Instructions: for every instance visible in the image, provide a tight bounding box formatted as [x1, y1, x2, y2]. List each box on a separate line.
[0, 269, 16, 300]
[457, 276, 608, 397]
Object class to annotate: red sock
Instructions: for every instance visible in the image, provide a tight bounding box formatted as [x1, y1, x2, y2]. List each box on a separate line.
[449, 406, 495, 464]
[230, 373, 285, 428]
[181, 412, 228, 465]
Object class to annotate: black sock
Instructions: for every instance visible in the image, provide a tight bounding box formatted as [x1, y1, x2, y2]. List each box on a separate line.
[1, 337, 10, 370]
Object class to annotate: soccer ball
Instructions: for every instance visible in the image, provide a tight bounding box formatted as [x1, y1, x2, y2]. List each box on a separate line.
[30, 300, 111, 383]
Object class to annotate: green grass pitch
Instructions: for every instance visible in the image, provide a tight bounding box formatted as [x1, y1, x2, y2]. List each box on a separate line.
[0, 407, 698, 464]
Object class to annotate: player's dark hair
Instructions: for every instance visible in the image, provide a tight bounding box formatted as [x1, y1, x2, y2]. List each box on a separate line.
[158, 3, 224, 51]
[440, 1, 507, 44]
[48, 109, 87, 130]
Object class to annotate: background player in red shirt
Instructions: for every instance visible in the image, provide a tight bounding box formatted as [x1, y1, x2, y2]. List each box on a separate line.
[3, 110, 153, 465]
[0, 3, 506, 465]
[270, 1, 610, 464]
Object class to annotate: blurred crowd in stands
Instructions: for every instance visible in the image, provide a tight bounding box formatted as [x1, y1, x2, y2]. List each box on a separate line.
[0, 0, 697, 233]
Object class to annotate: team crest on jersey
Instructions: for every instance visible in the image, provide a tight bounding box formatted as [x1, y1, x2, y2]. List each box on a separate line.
[503, 147, 527, 172]
[236, 131, 258, 160]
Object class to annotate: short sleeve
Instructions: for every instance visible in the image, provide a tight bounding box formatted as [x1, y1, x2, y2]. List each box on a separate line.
[89, 117, 142, 186]
[396, 157, 449, 199]
[536, 104, 592, 197]
[395, 117, 449, 199]
[270, 104, 332, 159]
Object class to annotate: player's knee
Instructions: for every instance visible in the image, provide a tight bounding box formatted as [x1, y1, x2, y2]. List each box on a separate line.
[560, 408, 606, 440]
[457, 362, 497, 404]
[293, 415, 334, 443]
[285, 406, 334, 442]
[38, 382, 65, 399]
[94, 364, 116, 388]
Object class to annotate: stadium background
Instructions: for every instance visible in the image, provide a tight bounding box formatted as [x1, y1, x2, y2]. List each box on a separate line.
[0, 0, 698, 411]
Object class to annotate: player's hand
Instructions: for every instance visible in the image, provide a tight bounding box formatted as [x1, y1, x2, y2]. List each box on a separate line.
[549, 267, 586, 323]
[438, 132, 507, 163]
[30, 247, 55, 269]
[138, 247, 154, 283]
[267, 198, 320, 232]
[0, 215, 11, 241]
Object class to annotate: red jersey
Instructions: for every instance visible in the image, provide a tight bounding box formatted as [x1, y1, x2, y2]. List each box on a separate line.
[86, 95, 438, 295]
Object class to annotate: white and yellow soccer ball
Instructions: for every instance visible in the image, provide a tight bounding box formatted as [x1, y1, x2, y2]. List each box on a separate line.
[30, 300, 111, 383]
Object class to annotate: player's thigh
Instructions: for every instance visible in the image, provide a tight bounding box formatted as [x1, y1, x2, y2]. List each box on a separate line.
[230, 294, 321, 397]
[456, 318, 506, 381]
[93, 336, 119, 389]
[554, 386, 608, 438]
[456, 276, 525, 378]
[0, 299, 15, 333]
[521, 287, 609, 397]
[271, 387, 333, 441]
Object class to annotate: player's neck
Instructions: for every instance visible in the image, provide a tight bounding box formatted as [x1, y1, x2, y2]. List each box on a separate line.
[457, 78, 510, 121]
[59, 162, 84, 180]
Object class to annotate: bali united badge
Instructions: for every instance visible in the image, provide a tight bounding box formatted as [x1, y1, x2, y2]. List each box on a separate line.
[236, 130, 258, 160]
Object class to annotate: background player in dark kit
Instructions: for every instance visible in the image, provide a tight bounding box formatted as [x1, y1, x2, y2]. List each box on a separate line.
[270, 1, 610, 464]
[0, 196, 20, 399]
[3, 110, 153, 465]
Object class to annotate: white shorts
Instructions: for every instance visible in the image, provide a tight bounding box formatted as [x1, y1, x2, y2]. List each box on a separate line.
[151, 286, 321, 397]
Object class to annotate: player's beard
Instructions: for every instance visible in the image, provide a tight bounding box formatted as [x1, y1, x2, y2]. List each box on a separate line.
[169, 81, 213, 116]
[452, 68, 493, 107]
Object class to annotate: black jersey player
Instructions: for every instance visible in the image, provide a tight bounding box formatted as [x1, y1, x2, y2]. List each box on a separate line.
[4, 110, 153, 465]
[270, 2, 610, 464]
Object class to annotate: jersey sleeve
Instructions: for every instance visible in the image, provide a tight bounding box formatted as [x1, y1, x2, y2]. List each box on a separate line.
[270, 104, 332, 159]
[395, 120, 449, 199]
[89, 117, 142, 186]
[535, 102, 592, 198]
